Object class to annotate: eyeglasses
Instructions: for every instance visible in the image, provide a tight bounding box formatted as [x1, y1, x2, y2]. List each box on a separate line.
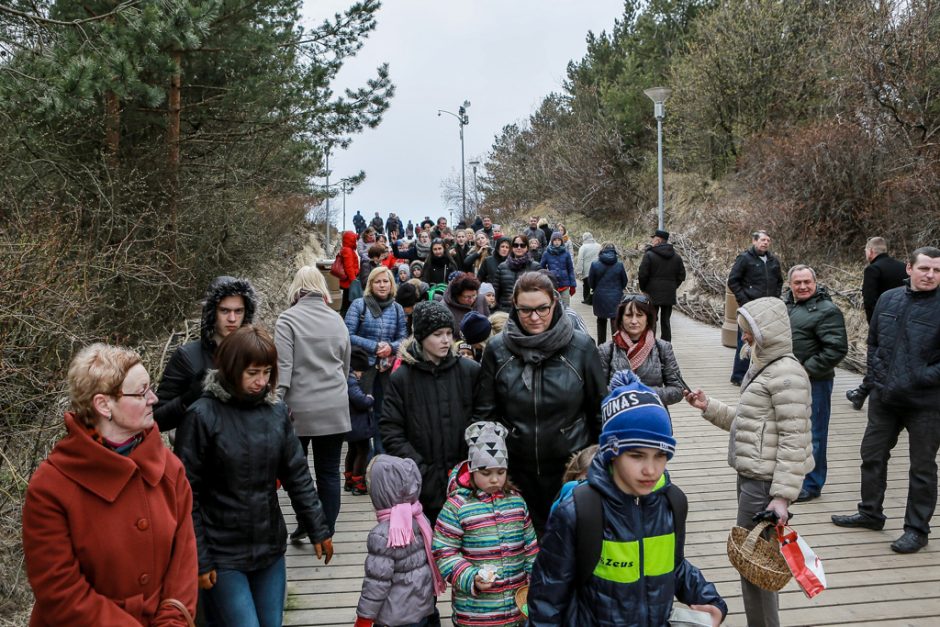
[620, 294, 650, 305]
[516, 304, 553, 318]
[512, 242, 528, 248]
[118, 384, 156, 399]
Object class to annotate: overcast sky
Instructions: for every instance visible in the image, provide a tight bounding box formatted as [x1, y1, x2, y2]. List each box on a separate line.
[301, 1, 625, 232]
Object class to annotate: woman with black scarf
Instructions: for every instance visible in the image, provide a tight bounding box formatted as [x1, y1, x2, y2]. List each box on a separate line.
[474, 271, 606, 534]
[423, 238, 458, 286]
[493, 234, 540, 311]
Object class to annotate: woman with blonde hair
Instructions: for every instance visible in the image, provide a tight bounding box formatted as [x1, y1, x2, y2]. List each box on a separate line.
[346, 266, 408, 453]
[275, 265, 351, 540]
[23, 344, 198, 625]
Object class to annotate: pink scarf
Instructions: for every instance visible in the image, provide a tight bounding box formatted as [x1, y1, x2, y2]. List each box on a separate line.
[376, 502, 446, 596]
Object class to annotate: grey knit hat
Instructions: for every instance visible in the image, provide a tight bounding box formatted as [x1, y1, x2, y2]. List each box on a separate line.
[412, 300, 454, 343]
[465, 421, 509, 471]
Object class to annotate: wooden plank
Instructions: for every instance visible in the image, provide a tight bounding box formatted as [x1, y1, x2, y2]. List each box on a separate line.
[280, 307, 940, 626]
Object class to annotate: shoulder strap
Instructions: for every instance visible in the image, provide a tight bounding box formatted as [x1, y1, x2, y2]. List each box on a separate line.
[663, 483, 688, 564]
[740, 354, 792, 392]
[574, 482, 604, 588]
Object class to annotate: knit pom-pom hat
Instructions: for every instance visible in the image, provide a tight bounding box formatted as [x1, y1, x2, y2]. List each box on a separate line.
[599, 370, 676, 463]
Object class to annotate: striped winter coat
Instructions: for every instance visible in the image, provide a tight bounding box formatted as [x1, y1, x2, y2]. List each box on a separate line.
[433, 461, 538, 627]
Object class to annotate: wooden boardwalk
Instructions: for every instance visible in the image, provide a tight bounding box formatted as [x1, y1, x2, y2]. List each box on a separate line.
[281, 304, 940, 626]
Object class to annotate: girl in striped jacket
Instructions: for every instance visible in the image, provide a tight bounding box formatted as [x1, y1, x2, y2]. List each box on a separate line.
[433, 422, 538, 627]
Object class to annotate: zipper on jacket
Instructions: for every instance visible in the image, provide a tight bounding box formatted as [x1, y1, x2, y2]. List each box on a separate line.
[534, 365, 541, 476]
[634, 495, 649, 626]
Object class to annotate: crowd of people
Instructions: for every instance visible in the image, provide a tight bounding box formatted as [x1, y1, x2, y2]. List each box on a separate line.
[21, 208, 940, 627]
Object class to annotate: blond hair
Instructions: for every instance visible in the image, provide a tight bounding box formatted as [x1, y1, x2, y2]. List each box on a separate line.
[563, 444, 598, 482]
[364, 266, 398, 298]
[67, 343, 142, 427]
[287, 265, 331, 305]
[488, 311, 509, 336]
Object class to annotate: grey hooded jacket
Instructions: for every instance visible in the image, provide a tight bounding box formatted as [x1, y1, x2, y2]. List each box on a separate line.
[356, 455, 437, 625]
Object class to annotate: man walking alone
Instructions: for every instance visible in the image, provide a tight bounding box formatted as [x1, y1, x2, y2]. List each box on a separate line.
[638, 229, 686, 342]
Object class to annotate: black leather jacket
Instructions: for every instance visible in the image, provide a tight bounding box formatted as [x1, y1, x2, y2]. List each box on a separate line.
[175, 371, 329, 574]
[474, 324, 606, 476]
[727, 247, 783, 306]
[865, 283, 940, 409]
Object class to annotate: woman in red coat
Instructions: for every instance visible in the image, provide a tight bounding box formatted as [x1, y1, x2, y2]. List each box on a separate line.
[22, 343, 198, 626]
[340, 230, 362, 316]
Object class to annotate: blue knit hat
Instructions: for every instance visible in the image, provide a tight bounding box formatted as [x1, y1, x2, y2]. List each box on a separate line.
[460, 310, 492, 344]
[599, 371, 676, 463]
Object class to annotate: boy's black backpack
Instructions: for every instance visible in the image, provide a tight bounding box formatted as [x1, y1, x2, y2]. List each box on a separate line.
[573, 481, 688, 587]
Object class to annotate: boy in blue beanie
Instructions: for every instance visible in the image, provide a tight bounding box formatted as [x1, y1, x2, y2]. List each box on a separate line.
[527, 372, 727, 626]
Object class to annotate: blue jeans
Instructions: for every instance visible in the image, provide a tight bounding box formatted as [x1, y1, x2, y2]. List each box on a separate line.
[802, 379, 833, 495]
[202, 556, 286, 627]
[299, 433, 344, 535]
[731, 327, 750, 383]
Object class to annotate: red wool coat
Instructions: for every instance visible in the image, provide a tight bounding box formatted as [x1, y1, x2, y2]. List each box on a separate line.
[22, 414, 198, 626]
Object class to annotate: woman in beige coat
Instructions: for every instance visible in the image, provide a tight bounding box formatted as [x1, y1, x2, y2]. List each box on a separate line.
[685, 297, 813, 627]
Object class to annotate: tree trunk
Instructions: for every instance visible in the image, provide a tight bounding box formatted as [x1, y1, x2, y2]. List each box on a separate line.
[104, 90, 120, 169]
[167, 51, 182, 254]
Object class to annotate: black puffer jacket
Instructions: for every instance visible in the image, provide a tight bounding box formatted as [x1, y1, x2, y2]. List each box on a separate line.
[475, 314, 606, 479]
[638, 243, 686, 306]
[380, 339, 481, 515]
[155, 276, 257, 432]
[424, 253, 458, 286]
[175, 371, 329, 574]
[727, 247, 784, 306]
[494, 257, 540, 311]
[865, 283, 940, 409]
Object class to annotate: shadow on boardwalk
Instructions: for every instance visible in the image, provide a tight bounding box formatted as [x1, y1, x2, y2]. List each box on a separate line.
[281, 305, 939, 627]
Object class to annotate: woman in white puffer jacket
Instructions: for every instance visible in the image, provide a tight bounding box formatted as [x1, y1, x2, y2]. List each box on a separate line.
[685, 296, 813, 627]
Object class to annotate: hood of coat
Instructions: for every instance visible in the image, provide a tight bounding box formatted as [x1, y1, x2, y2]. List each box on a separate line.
[783, 284, 832, 308]
[649, 243, 675, 259]
[738, 297, 793, 366]
[368, 454, 422, 510]
[202, 369, 278, 406]
[396, 336, 457, 370]
[493, 236, 511, 262]
[444, 459, 506, 501]
[342, 231, 358, 249]
[582, 232, 595, 244]
[200, 276, 258, 352]
[599, 248, 619, 265]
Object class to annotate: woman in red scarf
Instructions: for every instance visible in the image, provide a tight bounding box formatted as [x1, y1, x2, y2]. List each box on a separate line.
[597, 294, 685, 406]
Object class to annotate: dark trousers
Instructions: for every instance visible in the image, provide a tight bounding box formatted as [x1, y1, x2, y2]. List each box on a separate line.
[511, 467, 565, 537]
[731, 327, 751, 383]
[581, 277, 593, 304]
[595, 317, 614, 344]
[802, 379, 833, 495]
[858, 398, 940, 536]
[655, 304, 673, 342]
[736, 476, 780, 627]
[298, 433, 345, 535]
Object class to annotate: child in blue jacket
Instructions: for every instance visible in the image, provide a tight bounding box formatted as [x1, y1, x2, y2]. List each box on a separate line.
[528, 373, 727, 626]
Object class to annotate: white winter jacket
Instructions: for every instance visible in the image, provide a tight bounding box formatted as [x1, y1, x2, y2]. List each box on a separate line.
[702, 297, 814, 502]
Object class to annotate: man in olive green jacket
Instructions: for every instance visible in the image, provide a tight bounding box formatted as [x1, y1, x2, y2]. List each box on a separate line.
[785, 265, 848, 502]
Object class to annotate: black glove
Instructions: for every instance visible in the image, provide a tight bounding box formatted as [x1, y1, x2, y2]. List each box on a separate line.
[181, 373, 205, 407]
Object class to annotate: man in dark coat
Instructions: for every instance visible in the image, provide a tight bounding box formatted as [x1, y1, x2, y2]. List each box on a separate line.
[833, 247, 940, 554]
[353, 210, 366, 234]
[154, 276, 257, 432]
[638, 229, 686, 342]
[523, 216, 547, 247]
[785, 265, 848, 503]
[370, 212, 384, 234]
[726, 230, 784, 384]
[846, 236, 908, 410]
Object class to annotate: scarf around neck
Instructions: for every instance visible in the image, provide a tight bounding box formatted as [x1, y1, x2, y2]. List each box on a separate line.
[414, 239, 431, 259]
[503, 306, 573, 390]
[364, 293, 394, 319]
[506, 252, 533, 271]
[376, 501, 446, 596]
[614, 329, 655, 371]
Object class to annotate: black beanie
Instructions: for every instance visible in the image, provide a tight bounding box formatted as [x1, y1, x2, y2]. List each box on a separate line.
[349, 346, 371, 372]
[460, 310, 492, 344]
[396, 282, 419, 308]
[412, 300, 454, 343]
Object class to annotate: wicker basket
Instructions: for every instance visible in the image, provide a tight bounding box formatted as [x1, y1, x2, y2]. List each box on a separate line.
[515, 585, 529, 618]
[727, 520, 792, 591]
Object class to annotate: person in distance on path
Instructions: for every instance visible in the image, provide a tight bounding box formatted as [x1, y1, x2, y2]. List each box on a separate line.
[638, 229, 686, 342]
[832, 247, 940, 555]
[845, 236, 908, 410]
[784, 265, 847, 503]
[726, 230, 784, 385]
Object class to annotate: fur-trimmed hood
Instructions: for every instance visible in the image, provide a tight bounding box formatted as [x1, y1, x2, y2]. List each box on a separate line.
[396, 336, 457, 369]
[202, 369, 278, 406]
[200, 276, 258, 352]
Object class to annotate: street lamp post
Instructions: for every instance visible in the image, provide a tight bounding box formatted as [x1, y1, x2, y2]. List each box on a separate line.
[324, 145, 332, 252]
[438, 100, 471, 223]
[644, 87, 671, 231]
[340, 180, 351, 233]
[468, 159, 480, 215]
